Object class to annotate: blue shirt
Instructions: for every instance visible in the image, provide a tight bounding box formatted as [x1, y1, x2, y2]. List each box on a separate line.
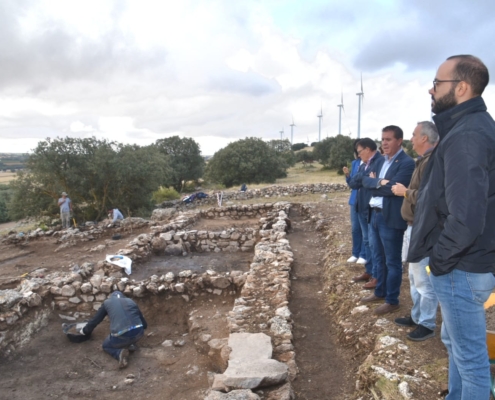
[112, 209, 124, 223]
[369, 149, 403, 209]
[346, 159, 363, 206]
[58, 197, 71, 213]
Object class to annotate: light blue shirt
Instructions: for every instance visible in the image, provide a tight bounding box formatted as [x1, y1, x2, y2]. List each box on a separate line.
[369, 149, 403, 209]
[112, 209, 124, 223]
[58, 197, 71, 213]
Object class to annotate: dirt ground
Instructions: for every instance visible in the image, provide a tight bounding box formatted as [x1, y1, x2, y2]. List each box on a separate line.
[0, 199, 450, 399]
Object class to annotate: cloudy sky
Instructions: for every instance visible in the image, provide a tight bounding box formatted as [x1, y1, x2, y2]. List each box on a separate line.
[1, 0, 495, 156]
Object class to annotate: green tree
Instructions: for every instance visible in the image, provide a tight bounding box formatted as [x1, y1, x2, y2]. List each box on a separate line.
[291, 143, 307, 151]
[403, 140, 418, 158]
[327, 135, 355, 174]
[205, 137, 288, 188]
[267, 139, 296, 168]
[295, 150, 314, 163]
[154, 136, 204, 192]
[8, 137, 171, 221]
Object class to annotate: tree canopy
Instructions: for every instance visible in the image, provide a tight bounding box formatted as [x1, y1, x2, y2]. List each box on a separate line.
[205, 137, 288, 188]
[313, 135, 355, 173]
[154, 136, 205, 192]
[9, 137, 171, 221]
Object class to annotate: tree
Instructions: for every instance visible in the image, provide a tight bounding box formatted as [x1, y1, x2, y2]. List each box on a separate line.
[403, 140, 418, 158]
[326, 135, 355, 173]
[267, 139, 296, 168]
[8, 137, 171, 221]
[295, 150, 314, 164]
[205, 138, 288, 188]
[291, 143, 307, 151]
[154, 136, 204, 192]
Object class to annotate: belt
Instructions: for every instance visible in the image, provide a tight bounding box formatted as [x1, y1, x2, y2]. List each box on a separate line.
[112, 324, 143, 337]
[371, 207, 382, 213]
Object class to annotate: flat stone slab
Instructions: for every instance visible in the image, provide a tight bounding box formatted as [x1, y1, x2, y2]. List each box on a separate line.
[205, 389, 260, 400]
[217, 359, 288, 390]
[228, 332, 272, 361]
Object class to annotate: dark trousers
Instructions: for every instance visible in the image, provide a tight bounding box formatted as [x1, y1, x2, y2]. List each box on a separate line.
[102, 327, 144, 360]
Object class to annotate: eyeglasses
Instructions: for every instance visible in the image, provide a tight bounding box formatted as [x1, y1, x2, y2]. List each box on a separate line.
[356, 148, 365, 155]
[432, 79, 461, 91]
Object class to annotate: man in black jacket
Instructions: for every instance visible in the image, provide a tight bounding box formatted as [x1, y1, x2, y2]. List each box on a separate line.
[408, 55, 495, 399]
[82, 291, 147, 368]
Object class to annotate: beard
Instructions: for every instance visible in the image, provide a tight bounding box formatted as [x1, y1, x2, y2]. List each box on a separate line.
[431, 85, 458, 114]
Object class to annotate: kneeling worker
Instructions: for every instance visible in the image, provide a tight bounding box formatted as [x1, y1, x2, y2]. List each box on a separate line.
[109, 208, 124, 225]
[81, 291, 147, 368]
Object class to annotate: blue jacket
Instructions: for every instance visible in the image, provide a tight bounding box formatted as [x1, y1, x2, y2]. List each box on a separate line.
[408, 96, 495, 275]
[362, 150, 415, 230]
[348, 151, 383, 217]
[83, 291, 147, 336]
[346, 159, 362, 205]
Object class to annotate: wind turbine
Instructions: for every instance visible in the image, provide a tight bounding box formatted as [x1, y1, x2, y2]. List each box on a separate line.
[337, 92, 344, 135]
[279, 128, 284, 141]
[356, 74, 364, 139]
[317, 105, 323, 142]
[290, 117, 295, 145]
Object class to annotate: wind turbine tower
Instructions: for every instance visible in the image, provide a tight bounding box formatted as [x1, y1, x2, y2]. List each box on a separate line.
[317, 106, 323, 142]
[356, 74, 364, 139]
[337, 92, 344, 135]
[279, 128, 284, 141]
[290, 117, 295, 145]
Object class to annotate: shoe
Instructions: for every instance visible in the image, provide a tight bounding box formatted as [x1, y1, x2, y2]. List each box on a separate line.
[407, 325, 435, 341]
[362, 278, 378, 289]
[347, 256, 358, 263]
[352, 272, 371, 282]
[360, 294, 385, 303]
[394, 315, 417, 327]
[356, 257, 367, 264]
[119, 349, 129, 369]
[128, 344, 137, 352]
[374, 303, 400, 315]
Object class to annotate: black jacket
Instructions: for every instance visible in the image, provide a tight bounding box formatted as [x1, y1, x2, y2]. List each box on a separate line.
[408, 96, 495, 276]
[348, 151, 383, 217]
[83, 291, 147, 336]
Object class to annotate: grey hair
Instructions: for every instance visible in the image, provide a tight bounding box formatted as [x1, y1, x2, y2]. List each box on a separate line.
[417, 121, 439, 145]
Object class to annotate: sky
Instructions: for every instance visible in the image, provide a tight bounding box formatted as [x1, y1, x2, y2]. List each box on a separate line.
[1, 0, 495, 156]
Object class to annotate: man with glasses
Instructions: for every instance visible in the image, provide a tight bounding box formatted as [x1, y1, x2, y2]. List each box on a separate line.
[348, 138, 383, 287]
[409, 55, 495, 399]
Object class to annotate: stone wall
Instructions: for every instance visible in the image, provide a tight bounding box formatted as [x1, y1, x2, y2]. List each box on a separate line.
[158, 183, 348, 209]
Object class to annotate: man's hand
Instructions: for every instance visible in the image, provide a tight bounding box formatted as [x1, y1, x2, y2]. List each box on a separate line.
[391, 183, 407, 197]
[370, 172, 376, 178]
[343, 166, 349, 176]
[380, 179, 389, 186]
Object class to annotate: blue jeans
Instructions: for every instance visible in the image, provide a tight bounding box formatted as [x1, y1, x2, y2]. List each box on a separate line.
[409, 257, 438, 330]
[350, 206, 365, 259]
[368, 210, 404, 305]
[102, 328, 144, 360]
[357, 212, 373, 276]
[430, 270, 495, 400]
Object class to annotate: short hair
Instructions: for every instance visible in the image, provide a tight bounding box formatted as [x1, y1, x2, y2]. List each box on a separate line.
[357, 138, 377, 151]
[417, 121, 439, 145]
[382, 125, 403, 140]
[447, 55, 489, 96]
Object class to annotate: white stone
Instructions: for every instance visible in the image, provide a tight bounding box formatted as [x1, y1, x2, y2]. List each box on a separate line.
[398, 381, 412, 399]
[205, 389, 260, 400]
[164, 272, 175, 283]
[228, 333, 272, 361]
[219, 359, 288, 390]
[161, 340, 173, 347]
[351, 305, 369, 314]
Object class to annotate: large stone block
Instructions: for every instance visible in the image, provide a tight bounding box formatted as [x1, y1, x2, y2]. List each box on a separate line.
[216, 359, 288, 390]
[205, 389, 260, 400]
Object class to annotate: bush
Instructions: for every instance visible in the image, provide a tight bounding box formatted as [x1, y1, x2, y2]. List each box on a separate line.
[152, 186, 181, 204]
[291, 143, 307, 151]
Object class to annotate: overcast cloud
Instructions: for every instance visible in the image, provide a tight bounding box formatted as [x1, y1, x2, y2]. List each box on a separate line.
[1, 0, 494, 155]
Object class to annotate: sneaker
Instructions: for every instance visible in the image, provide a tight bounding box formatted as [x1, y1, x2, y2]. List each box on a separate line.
[395, 315, 417, 327]
[119, 349, 129, 369]
[347, 256, 358, 263]
[356, 257, 367, 264]
[407, 325, 435, 341]
[128, 344, 137, 352]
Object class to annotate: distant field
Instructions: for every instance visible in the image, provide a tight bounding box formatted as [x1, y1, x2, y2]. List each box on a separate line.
[0, 172, 16, 184]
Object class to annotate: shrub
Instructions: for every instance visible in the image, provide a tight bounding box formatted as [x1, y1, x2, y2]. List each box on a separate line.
[152, 186, 180, 204]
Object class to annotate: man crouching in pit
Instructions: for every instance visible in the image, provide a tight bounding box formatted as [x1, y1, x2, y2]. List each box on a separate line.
[81, 291, 147, 368]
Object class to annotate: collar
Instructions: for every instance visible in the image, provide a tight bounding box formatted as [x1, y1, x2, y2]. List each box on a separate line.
[432, 96, 487, 140]
[384, 148, 403, 162]
[417, 146, 435, 160]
